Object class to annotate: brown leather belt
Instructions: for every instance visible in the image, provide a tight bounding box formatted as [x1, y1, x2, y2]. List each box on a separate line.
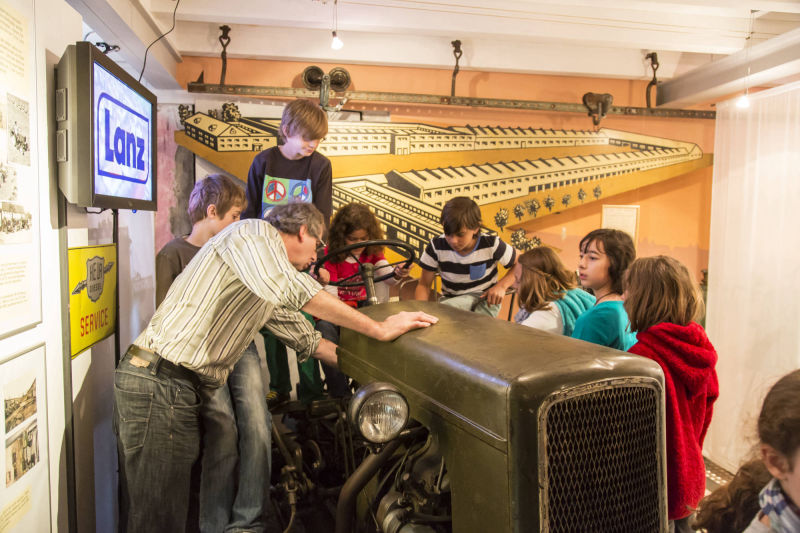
[125, 345, 202, 389]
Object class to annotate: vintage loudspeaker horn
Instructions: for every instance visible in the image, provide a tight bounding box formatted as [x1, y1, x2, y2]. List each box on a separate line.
[328, 67, 351, 92]
[302, 65, 325, 90]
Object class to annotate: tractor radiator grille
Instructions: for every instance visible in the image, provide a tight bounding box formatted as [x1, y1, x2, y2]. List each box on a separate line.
[540, 381, 663, 532]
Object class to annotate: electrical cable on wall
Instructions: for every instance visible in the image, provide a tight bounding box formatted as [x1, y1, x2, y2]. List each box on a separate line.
[138, 0, 181, 83]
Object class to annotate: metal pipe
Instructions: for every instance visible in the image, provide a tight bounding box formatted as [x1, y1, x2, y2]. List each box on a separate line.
[187, 82, 715, 120]
[113, 208, 120, 367]
[335, 440, 402, 533]
[361, 263, 378, 306]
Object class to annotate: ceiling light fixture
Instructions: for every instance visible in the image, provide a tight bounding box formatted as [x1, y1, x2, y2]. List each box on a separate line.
[331, 0, 343, 50]
[331, 30, 343, 50]
[737, 9, 756, 109]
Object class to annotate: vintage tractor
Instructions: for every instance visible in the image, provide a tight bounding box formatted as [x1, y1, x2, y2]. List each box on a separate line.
[270, 240, 667, 533]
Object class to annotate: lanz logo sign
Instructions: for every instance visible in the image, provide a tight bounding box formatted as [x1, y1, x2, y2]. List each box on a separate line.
[96, 93, 150, 184]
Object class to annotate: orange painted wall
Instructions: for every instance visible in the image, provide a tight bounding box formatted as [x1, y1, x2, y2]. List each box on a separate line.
[517, 166, 713, 281]
[177, 56, 715, 281]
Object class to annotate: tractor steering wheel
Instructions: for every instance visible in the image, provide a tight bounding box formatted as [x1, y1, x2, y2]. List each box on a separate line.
[313, 239, 416, 288]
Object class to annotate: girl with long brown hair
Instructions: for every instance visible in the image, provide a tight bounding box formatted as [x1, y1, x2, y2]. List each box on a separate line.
[512, 246, 594, 335]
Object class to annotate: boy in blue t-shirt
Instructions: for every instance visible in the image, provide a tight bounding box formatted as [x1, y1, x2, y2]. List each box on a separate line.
[415, 196, 516, 317]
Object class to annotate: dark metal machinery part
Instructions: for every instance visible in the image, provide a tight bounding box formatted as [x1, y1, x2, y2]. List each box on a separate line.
[187, 81, 716, 120]
[375, 432, 451, 533]
[335, 440, 402, 533]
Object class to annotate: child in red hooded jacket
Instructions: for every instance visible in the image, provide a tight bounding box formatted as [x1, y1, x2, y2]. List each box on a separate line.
[622, 256, 719, 532]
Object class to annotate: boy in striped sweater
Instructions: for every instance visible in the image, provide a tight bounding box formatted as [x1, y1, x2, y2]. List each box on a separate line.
[415, 196, 517, 316]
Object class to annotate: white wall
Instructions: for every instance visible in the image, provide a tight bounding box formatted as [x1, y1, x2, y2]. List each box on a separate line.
[4, 1, 84, 531]
[704, 82, 800, 472]
[0, 2, 159, 531]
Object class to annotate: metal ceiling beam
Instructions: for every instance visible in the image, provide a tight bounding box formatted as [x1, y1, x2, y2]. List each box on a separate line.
[187, 82, 715, 120]
[657, 25, 800, 107]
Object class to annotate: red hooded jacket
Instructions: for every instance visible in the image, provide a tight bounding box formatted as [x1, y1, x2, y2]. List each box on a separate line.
[628, 321, 719, 520]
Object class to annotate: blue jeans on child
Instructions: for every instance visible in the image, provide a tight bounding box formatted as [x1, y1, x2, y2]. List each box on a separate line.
[199, 342, 272, 533]
[440, 292, 501, 317]
[114, 349, 203, 533]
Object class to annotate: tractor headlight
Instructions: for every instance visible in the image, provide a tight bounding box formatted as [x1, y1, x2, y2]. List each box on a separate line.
[348, 382, 409, 444]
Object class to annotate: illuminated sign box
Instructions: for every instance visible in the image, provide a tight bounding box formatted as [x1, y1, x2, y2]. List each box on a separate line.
[56, 41, 157, 211]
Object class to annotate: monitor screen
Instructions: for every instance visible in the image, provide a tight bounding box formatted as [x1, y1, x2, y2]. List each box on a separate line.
[93, 61, 154, 203]
[56, 41, 157, 211]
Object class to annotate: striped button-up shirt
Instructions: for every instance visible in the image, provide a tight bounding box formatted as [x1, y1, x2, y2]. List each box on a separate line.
[134, 219, 322, 386]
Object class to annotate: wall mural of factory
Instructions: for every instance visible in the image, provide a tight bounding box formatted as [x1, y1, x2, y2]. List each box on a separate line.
[175, 104, 710, 255]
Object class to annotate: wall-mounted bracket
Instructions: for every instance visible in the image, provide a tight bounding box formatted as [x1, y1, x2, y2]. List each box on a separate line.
[645, 52, 659, 108]
[582, 92, 614, 126]
[451, 40, 462, 97]
[219, 25, 231, 86]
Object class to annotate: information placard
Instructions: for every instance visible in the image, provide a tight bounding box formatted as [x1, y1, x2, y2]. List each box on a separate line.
[0, 344, 49, 533]
[0, 0, 41, 339]
[601, 204, 639, 245]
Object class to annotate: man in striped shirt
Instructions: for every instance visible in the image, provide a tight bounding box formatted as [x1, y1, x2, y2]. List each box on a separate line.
[415, 196, 517, 317]
[114, 203, 437, 533]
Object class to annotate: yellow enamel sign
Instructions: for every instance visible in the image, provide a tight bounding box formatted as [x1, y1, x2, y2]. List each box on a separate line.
[68, 244, 117, 358]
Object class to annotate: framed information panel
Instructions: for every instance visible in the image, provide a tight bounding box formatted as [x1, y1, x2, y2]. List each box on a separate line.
[0, 0, 42, 339]
[0, 344, 50, 533]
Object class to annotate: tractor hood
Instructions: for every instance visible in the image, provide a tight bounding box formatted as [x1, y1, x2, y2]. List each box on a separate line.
[338, 301, 662, 449]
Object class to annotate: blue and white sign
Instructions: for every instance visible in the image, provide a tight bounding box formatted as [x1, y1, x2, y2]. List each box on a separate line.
[93, 62, 153, 201]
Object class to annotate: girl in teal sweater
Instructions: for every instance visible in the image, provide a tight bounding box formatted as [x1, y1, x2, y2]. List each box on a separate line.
[571, 228, 637, 350]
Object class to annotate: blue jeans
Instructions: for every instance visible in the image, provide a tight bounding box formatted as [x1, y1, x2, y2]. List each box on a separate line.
[199, 343, 272, 533]
[113, 351, 203, 533]
[314, 319, 351, 397]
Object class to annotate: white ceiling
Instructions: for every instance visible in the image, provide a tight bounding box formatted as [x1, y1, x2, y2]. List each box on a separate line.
[73, 0, 800, 102]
